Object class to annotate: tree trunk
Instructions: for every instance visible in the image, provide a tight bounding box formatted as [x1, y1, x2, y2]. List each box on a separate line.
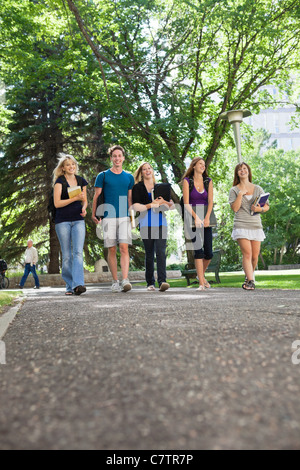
[48, 221, 60, 273]
[259, 252, 266, 269]
[279, 244, 285, 264]
[293, 238, 299, 256]
[42, 103, 64, 273]
[273, 249, 277, 265]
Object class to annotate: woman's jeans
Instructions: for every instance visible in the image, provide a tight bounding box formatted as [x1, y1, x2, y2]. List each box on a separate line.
[141, 226, 167, 287]
[55, 220, 85, 292]
[20, 264, 40, 288]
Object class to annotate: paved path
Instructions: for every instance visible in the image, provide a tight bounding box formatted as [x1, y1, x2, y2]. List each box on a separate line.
[0, 285, 300, 450]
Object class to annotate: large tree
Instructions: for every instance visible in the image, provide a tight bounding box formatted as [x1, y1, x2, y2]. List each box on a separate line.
[0, 0, 109, 270]
[1, 0, 299, 269]
[65, 0, 300, 181]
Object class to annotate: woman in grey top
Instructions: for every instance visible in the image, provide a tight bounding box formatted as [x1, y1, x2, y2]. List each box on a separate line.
[229, 162, 269, 290]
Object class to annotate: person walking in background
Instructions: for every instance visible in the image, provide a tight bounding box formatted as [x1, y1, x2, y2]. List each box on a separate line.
[92, 145, 134, 293]
[53, 153, 88, 296]
[19, 239, 40, 289]
[132, 162, 174, 292]
[229, 162, 269, 291]
[181, 157, 214, 291]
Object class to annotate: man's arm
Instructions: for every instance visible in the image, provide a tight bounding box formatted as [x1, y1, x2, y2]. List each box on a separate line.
[31, 248, 38, 265]
[127, 189, 132, 211]
[92, 187, 102, 224]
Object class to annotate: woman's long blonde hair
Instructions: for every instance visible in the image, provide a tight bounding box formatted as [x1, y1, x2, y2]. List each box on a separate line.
[52, 153, 78, 186]
[134, 162, 156, 184]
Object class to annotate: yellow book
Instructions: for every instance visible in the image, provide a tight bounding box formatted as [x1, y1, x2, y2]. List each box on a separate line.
[67, 186, 81, 199]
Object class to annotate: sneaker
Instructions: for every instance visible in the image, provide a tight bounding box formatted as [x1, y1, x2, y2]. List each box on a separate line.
[147, 285, 156, 291]
[159, 282, 170, 292]
[111, 280, 121, 293]
[121, 279, 132, 292]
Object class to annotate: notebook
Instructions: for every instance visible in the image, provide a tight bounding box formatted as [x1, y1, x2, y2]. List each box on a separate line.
[250, 192, 270, 215]
[153, 183, 171, 202]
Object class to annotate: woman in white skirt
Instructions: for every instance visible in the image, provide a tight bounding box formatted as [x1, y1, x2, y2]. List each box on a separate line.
[229, 162, 269, 290]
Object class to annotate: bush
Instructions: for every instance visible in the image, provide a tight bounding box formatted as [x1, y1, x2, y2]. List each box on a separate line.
[166, 263, 186, 270]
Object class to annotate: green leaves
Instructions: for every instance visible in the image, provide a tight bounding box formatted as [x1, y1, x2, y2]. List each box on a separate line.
[0, 0, 299, 267]
[63, 0, 300, 177]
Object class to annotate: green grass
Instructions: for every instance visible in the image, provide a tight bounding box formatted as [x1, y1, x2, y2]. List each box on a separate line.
[0, 291, 22, 314]
[138, 271, 300, 290]
[173, 272, 300, 289]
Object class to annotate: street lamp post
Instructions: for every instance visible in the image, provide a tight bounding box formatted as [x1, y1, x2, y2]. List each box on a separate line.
[220, 109, 252, 163]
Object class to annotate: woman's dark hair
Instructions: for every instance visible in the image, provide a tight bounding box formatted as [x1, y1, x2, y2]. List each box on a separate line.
[233, 162, 252, 186]
[181, 157, 208, 183]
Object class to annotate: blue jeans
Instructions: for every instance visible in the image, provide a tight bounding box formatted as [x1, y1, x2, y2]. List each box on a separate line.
[55, 220, 86, 292]
[20, 264, 40, 288]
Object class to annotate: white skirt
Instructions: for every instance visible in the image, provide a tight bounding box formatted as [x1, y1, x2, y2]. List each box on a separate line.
[232, 228, 265, 241]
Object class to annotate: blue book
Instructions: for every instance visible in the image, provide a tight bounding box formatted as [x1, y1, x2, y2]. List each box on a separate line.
[251, 192, 270, 215]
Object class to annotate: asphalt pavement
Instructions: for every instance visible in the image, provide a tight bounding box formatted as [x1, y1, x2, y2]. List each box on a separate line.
[0, 284, 300, 450]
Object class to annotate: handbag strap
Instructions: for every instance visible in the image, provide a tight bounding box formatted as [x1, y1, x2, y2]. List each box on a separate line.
[188, 176, 210, 193]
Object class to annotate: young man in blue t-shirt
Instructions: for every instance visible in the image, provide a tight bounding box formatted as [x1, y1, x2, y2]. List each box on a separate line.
[92, 145, 134, 292]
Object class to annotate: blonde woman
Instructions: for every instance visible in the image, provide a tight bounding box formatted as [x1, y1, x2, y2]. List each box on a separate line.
[53, 153, 88, 295]
[132, 162, 173, 292]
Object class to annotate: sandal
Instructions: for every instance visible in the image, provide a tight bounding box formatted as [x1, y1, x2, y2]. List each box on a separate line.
[196, 285, 206, 291]
[242, 280, 255, 290]
[204, 279, 211, 289]
[74, 285, 86, 295]
[65, 291, 73, 296]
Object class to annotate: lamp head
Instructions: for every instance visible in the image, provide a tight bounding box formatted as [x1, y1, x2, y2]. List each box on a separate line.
[220, 109, 251, 123]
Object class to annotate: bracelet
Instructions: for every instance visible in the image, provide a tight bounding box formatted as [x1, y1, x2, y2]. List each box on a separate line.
[261, 207, 264, 213]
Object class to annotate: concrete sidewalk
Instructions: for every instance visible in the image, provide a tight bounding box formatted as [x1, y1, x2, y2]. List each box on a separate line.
[0, 285, 300, 450]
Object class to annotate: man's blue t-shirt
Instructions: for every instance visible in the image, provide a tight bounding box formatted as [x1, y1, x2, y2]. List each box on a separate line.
[95, 169, 134, 218]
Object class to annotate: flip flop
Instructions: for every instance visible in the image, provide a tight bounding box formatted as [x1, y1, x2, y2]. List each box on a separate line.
[65, 291, 73, 296]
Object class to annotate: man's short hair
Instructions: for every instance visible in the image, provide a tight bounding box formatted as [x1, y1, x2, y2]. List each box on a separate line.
[108, 145, 125, 157]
